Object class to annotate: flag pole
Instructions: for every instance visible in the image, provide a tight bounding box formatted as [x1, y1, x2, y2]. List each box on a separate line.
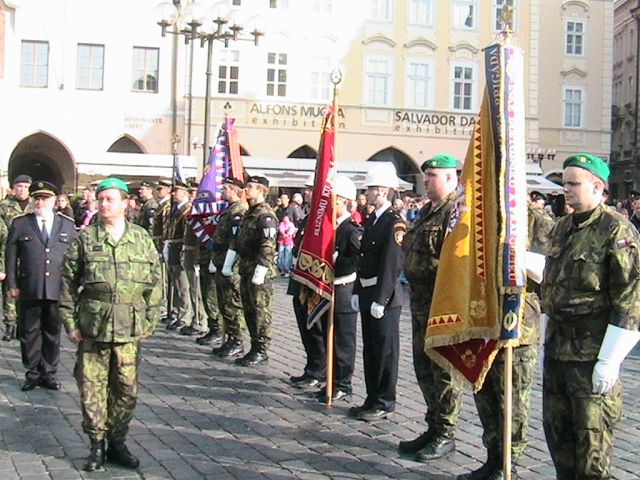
[325, 68, 342, 406]
[500, 7, 515, 480]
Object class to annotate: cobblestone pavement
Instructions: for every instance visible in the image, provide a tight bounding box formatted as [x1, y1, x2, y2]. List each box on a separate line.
[1, 279, 639, 479]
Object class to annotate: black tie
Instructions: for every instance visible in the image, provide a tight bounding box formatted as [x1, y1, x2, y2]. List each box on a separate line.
[41, 218, 49, 244]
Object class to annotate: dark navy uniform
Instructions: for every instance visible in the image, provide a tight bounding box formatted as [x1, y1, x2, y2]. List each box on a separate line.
[5, 211, 77, 383]
[323, 215, 363, 394]
[354, 206, 406, 413]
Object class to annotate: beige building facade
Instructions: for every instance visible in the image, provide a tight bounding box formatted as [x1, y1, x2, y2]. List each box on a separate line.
[0, 0, 613, 194]
[610, 0, 640, 198]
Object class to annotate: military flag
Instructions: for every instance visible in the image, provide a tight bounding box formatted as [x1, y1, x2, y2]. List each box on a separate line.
[189, 118, 244, 245]
[291, 107, 336, 329]
[425, 42, 528, 391]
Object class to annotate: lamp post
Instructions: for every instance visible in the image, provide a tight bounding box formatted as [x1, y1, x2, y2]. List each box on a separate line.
[154, 2, 265, 169]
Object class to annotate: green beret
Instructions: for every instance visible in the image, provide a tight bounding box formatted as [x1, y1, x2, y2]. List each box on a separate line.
[563, 153, 610, 182]
[421, 154, 458, 171]
[96, 177, 129, 194]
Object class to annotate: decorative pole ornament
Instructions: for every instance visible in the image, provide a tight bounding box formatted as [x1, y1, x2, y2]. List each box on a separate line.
[500, 5, 515, 41]
[330, 67, 343, 87]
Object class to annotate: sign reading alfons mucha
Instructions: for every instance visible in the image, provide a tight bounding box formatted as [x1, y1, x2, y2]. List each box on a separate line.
[247, 102, 347, 130]
[393, 110, 477, 137]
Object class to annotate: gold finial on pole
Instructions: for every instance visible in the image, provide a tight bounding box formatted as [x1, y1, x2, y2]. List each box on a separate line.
[171, 133, 181, 155]
[500, 5, 515, 42]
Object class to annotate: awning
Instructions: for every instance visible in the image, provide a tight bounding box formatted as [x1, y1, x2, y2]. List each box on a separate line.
[77, 152, 199, 180]
[243, 156, 413, 190]
[526, 174, 563, 195]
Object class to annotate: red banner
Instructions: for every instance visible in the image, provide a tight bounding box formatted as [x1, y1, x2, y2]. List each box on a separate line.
[291, 107, 335, 326]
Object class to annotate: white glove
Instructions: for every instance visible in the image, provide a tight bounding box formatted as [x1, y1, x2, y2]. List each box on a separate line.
[252, 264, 269, 285]
[162, 241, 169, 263]
[221, 249, 237, 277]
[208, 260, 217, 273]
[350, 294, 360, 312]
[525, 251, 546, 284]
[370, 301, 385, 319]
[592, 324, 640, 394]
[332, 251, 338, 263]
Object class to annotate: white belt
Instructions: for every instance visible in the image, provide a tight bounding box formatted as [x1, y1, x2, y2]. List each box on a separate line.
[359, 276, 378, 288]
[334, 272, 356, 286]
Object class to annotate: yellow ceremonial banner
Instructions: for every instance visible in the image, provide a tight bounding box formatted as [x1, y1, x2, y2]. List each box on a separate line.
[425, 91, 502, 390]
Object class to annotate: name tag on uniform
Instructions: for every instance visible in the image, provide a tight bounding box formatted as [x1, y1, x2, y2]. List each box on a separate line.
[60, 232, 68, 238]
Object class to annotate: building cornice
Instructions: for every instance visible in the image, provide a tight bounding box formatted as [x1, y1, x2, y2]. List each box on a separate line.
[448, 42, 479, 55]
[362, 34, 396, 48]
[404, 37, 438, 51]
[560, 66, 587, 78]
[561, 0, 589, 13]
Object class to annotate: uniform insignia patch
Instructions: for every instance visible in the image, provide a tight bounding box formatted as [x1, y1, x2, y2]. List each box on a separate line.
[232, 226, 238, 235]
[263, 227, 277, 238]
[616, 239, 631, 249]
[394, 230, 406, 245]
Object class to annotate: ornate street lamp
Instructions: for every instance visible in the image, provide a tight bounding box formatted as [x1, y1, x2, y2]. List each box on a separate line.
[154, 1, 265, 168]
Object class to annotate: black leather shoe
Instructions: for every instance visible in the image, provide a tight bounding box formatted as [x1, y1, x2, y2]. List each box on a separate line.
[40, 376, 61, 391]
[166, 318, 181, 330]
[289, 373, 307, 383]
[357, 408, 392, 422]
[315, 388, 351, 403]
[399, 430, 434, 454]
[293, 377, 321, 389]
[456, 460, 496, 480]
[181, 326, 204, 336]
[21, 377, 39, 391]
[197, 330, 224, 346]
[217, 340, 244, 358]
[235, 350, 268, 366]
[84, 439, 105, 472]
[347, 404, 368, 418]
[2, 325, 16, 342]
[107, 441, 140, 469]
[415, 435, 456, 462]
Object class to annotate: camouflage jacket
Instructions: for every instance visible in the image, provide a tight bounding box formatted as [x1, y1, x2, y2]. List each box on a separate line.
[152, 197, 171, 250]
[211, 201, 247, 269]
[135, 197, 158, 235]
[0, 219, 7, 273]
[0, 196, 34, 228]
[59, 221, 162, 343]
[232, 201, 277, 277]
[527, 202, 554, 255]
[541, 204, 640, 361]
[403, 193, 455, 293]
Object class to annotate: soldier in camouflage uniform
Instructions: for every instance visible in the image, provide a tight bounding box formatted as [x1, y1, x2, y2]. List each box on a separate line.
[542, 153, 640, 480]
[398, 154, 464, 460]
[60, 177, 161, 472]
[163, 181, 193, 329]
[134, 181, 158, 235]
[457, 201, 554, 480]
[0, 174, 34, 341]
[209, 177, 247, 356]
[223, 176, 277, 367]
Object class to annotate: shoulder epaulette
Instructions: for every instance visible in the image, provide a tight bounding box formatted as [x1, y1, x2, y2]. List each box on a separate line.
[56, 212, 75, 223]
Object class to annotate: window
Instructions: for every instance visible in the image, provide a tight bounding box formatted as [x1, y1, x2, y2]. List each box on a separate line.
[233, 0, 241, 5]
[267, 52, 287, 97]
[452, 64, 475, 111]
[313, 0, 332, 13]
[565, 20, 584, 56]
[409, 0, 433, 25]
[310, 56, 331, 101]
[20, 40, 48, 87]
[406, 60, 433, 108]
[365, 56, 392, 106]
[370, 0, 392, 22]
[269, 0, 288, 8]
[493, 0, 515, 31]
[563, 86, 584, 128]
[76, 44, 104, 90]
[453, 0, 476, 29]
[132, 47, 158, 93]
[218, 49, 239, 95]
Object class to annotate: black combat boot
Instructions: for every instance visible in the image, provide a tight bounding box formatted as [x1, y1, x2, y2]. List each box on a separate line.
[414, 433, 456, 462]
[198, 328, 224, 346]
[235, 348, 268, 366]
[107, 440, 140, 469]
[83, 438, 105, 472]
[456, 449, 501, 480]
[216, 338, 244, 358]
[2, 325, 16, 342]
[398, 429, 433, 454]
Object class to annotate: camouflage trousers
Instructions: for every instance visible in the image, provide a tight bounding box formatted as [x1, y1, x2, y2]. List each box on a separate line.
[410, 287, 463, 437]
[543, 358, 623, 480]
[74, 340, 140, 442]
[239, 275, 272, 351]
[473, 344, 538, 462]
[2, 282, 16, 327]
[215, 271, 245, 340]
[199, 266, 222, 333]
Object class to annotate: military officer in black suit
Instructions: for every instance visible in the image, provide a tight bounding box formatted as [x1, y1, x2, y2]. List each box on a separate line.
[349, 164, 406, 422]
[5, 181, 77, 391]
[314, 176, 363, 403]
